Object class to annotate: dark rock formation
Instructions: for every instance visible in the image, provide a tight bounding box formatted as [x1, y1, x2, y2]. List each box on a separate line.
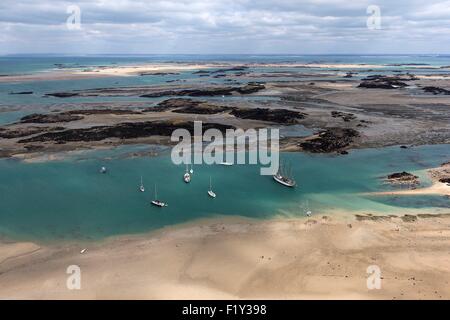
[230, 108, 306, 124]
[20, 113, 83, 124]
[358, 74, 416, 89]
[9, 91, 33, 95]
[194, 66, 248, 75]
[140, 72, 179, 76]
[140, 83, 265, 98]
[331, 111, 356, 122]
[300, 128, 359, 153]
[144, 98, 231, 114]
[343, 72, 356, 78]
[385, 171, 419, 185]
[45, 83, 265, 99]
[19, 109, 141, 124]
[439, 178, 450, 184]
[0, 126, 65, 139]
[18, 121, 234, 144]
[422, 86, 450, 95]
[45, 92, 80, 98]
[65, 109, 141, 115]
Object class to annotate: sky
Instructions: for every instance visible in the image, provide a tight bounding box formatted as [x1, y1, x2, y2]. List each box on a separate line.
[1, 0, 450, 55]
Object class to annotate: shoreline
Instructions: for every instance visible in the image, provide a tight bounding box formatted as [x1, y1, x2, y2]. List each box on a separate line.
[1, 61, 446, 83]
[1, 211, 450, 299]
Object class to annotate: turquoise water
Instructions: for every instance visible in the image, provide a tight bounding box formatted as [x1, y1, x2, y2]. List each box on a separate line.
[0, 55, 449, 243]
[0, 144, 448, 243]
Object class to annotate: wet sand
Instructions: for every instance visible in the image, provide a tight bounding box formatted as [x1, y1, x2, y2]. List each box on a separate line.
[1, 212, 450, 299]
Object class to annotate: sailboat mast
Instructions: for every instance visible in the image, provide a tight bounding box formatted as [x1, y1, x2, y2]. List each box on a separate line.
[154, 183, 157, 199]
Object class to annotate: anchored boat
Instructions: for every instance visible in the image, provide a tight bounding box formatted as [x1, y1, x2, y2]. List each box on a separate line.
[207, 176, 216, 198]
[139, 176, 145, 192]
[183, 164, 191, 183]
[151, 184, 167, 207]
[273, 162, 296, 187]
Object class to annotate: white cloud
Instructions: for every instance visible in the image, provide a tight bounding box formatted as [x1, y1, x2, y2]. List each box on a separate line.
[0, 0, 449, 54]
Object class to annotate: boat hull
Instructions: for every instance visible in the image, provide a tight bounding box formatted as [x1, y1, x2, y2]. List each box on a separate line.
[273, 175, 296, 187]
[151, 200, 166, 207]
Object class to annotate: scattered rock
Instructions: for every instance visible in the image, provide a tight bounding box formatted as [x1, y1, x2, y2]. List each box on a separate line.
[358, 74, 416, 89]
[300, 128, 359, 153]
[331, 111, 357, 122]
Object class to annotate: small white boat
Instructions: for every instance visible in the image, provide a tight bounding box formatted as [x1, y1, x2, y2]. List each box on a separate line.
[208, 176, 216, 198]
[219, 161, 233, 166]
[80, 248, 87, 254]
[183, 164, 191, 183]
[139, 176, 145, 192]
[100, 166, 107, 174]
[151, 184, 167, 207]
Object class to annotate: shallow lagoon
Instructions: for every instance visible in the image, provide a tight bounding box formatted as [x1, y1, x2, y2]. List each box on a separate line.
[0, 144, 448, 242]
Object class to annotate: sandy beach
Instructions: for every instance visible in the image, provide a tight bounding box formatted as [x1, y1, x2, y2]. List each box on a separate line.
[1, 211, 450, 300]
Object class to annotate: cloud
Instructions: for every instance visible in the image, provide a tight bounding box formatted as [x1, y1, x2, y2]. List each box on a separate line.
[0, 0, 449, 54]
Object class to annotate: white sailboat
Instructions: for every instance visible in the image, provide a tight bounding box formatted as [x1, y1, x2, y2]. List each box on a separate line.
[139, 176, 145, 192]
[273, 162, 296, 187]
[151, 184, 167, 207]
[99, 166, 107, 174]
[183, 164, 191, 183]
[207, 176, 216, 198]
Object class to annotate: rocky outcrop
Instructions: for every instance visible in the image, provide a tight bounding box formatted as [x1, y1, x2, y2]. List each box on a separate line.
[331, 111, 357, 122]
[193, 66, 248, 75]
[20, 113, 84, 124]
[0, 126, 65, 138]
[65, 109, 141, 115]
[358, 74, 416, 89]
[385, 171, 419, 185]
[144, 98, 231, 114]
[46, 92, 80, 98]
[230, 108, 306, 124]
[422, 86, 450, 95]
[9, 91, 33, 95]
[140, 72, 179, 76]
[300, 128, 359, 153]
[45, 83, 265, 99]
[18, 121, 234, 144]
[18, 109, 140, 124]
[140, 83, 265, 98]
